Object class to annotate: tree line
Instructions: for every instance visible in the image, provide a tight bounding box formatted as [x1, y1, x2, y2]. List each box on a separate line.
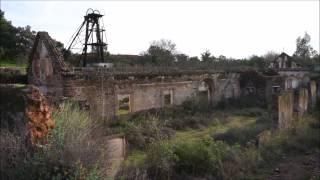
[0, 9, 319, 69]
[0, 10, 63, 66]
[107, 34, 318, 70]
[0, 10, 36, 65]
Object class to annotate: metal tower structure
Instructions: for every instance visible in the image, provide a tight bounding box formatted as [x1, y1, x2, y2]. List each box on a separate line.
[66, 9, 107, 67]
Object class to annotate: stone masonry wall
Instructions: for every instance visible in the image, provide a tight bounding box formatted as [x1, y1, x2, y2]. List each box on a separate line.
[277, 91, 294, 129]
[310, 80, 317, 108]
[131, 81, 197, 112]
[61, 71, 241, 119]
[63, 74, 116, 119]
[273, 83, 317, 130]
[27, 32, 316, 121]
[28, 32, 68, 103]
[298, 88, 308, 117]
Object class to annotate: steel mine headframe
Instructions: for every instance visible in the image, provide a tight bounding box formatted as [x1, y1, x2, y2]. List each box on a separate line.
[66, 9, 108, 67]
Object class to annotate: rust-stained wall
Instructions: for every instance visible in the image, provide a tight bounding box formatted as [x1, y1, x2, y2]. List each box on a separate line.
[277, 91, 294, 129]
[24, 86, 55, 144]
[298, 88, 308, 117]
[0, 85, 54, 145]
[273, 85, 314, 130]
[310, 80, 317, 108]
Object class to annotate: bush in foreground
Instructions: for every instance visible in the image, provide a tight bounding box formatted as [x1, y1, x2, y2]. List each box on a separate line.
[117, 112, 320, 180]
[1, 102, 106, 180]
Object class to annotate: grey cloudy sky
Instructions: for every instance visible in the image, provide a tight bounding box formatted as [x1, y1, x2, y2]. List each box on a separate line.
[1, 0, 319, 59]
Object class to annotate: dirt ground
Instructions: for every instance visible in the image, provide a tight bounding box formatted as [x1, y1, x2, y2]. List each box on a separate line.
[268, 152, 320, 180]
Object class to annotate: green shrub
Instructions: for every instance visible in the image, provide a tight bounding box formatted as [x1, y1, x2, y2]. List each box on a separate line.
[173, 138, 229, 177]
[2, 102, 105, 180]
[216, 96, 267, 109]
[118, 112, 319, 179]
[213, 117, 271, 145]
[233, 107, 265, 117]
[181, 96, 212, 114]
[281, 115, 320, 153]
[146, 142, 178, 179]
[259, 114, 320, 167]
[156, 139, 263, 179]
[167, 113, 213, 130]
[124, 115, 174, 149]
[116, 150, 148, 180]
[143, 138, 245, 178]
[48, 102, 105, 171]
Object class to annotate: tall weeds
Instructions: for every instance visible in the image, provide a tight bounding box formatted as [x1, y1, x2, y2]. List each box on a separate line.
[0, 102, 107, 179]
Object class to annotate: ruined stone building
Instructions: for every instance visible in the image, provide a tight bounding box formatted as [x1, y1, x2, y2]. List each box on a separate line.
[28, 32, 319, 129]
[269, 52, 300, 69]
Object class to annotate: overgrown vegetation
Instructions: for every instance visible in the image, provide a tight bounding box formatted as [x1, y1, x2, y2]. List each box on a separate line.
[0, 59, 27, 67]
[0, 102, 106, 180]
[213, 111, 271, 145]
[1, 89, 319, 179]
[115, 99, 319, 179]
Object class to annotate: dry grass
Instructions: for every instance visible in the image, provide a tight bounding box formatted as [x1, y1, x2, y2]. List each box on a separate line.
[47, 102, 108, 177]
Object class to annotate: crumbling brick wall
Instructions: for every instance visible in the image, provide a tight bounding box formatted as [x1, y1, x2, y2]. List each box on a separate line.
[62, 72, 116, 119]
[27, 32, 313, 120]
[27, 33, 304, 121]
[60, 69, 241, 119]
